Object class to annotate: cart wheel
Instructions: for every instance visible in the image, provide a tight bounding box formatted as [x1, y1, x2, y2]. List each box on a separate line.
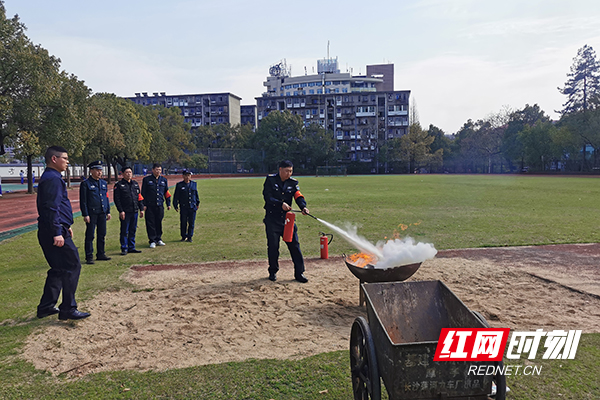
[493, 361, 507, 400]
[350, 316, 381, 400]
[472, 311, 507, 399]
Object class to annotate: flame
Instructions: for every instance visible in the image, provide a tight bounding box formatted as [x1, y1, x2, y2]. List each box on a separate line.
[391, 221, 422, 239]
[347, 252, 377, 268]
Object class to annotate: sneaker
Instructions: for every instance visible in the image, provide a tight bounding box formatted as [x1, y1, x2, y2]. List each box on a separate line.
[121, 250, 128, 255]
[180, 238, 187, 241]
[149, 242, 156, 249]
[157, 240, 166, 246]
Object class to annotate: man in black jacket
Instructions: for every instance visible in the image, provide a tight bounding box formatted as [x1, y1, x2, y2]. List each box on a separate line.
[36, 146, 90, 320]
[113, 166, 144, 255]
[262, 160, 309, 283]
[79, 160, 111, 264]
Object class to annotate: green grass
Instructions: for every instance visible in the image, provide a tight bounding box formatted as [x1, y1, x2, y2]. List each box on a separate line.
[1, 174, 599, 399]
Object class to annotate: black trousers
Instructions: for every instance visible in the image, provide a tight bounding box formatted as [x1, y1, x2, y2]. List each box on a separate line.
[37, 227, 81, 313]
[265, 220, 305, 276]
[179, 207, 197, 239]
[145, 206, 164, 243]
[84, 212, 107, 260]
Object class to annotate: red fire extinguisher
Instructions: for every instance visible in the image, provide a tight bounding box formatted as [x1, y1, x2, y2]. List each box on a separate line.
[283, 211, 295, 242]
[320, 232, 334, 259]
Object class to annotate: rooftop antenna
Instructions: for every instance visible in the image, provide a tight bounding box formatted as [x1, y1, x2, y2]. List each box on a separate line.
[327, 40, 330, 60]
[304, 66, 307, 75]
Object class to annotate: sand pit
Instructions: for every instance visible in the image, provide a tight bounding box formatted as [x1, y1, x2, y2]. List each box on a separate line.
[22, 247, 600, 377]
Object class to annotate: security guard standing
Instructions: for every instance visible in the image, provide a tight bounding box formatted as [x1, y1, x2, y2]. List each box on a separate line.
[141, 163, 171, 248]
[113, 166, 144, 255]
[80, 160, 111, 264]
[262, 160, 309, 283]
[36, 146, 90, 320]
[173, 169, 199, 242]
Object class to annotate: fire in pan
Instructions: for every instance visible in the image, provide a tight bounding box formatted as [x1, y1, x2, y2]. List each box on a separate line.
[344, 252, 421, 283]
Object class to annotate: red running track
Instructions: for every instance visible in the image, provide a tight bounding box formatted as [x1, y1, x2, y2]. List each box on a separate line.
[0, 176, 184, 234]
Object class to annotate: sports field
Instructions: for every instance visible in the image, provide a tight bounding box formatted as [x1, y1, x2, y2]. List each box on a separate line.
[0, 174, 599, 399]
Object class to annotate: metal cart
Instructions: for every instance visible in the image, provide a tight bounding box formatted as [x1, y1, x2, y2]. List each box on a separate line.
[350, 280, 506, 400]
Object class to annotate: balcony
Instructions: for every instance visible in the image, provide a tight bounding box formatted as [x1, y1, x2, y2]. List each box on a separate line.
[356, 111, 377, 117]
[388, 110, 408, 116]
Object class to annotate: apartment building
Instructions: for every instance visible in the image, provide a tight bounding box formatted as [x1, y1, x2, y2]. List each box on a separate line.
[241, 105, 258, 130]
[256, 59, 410, 163]
[126, 92, 242, 127]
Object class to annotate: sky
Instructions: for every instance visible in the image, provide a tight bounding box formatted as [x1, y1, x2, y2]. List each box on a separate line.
[5, 0, 600, 134]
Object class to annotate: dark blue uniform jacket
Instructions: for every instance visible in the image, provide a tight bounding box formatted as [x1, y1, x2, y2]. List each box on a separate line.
[141, 175, 171, 208]
[173, 181, 199, 210]
[79, 177, 110, 216]
[37, 168, 74, 237]
[263, 174, 306, 226]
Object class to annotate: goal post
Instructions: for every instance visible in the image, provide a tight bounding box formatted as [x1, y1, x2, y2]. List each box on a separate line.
[315, 166, 347, 177]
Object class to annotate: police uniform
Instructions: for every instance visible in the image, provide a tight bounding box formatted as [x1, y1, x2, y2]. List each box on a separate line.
[36, 167, 82, 316]
[141, 173, 171, 245]
[262, 173, 307, 278]
[173, 172, 199, 242]
[80, 161, 111, 262]
[114, 174, 144, 253]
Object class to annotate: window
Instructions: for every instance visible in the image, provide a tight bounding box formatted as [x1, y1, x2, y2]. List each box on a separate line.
[293, 84, 299, 88]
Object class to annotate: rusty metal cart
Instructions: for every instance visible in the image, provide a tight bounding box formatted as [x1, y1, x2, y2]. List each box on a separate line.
[350, 280, 506, 400]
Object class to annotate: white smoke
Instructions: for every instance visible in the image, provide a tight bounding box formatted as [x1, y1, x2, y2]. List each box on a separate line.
[315, 218, 437, 269]
[374, 237, 438, 269]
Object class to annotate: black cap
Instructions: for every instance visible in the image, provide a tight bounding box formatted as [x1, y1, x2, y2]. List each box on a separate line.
[182, 169, 191, 175]
[88, 160, 103, 170]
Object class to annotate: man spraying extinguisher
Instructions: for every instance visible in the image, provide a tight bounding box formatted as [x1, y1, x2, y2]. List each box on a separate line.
[262, 160, 310, 283]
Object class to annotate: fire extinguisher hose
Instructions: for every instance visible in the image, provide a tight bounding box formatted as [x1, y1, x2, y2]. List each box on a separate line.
[291, 209, 318, 220]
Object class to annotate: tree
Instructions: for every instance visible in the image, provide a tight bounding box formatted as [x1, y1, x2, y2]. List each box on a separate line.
[296, 123, 335, 173]
[156, 106, 193, 167]
[427, 124, 451, 172]
[0, 3, 62, 192]
[399, 122, 435, 173]
[501, 104, 549, 171]
[520, 121, 561, 171]
[39, 72, 90, 186]
[558, 45, 600, 115]
[250, 111, 304, 172]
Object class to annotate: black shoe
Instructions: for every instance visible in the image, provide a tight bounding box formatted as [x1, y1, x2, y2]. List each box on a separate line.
[86, 259, 95, 265]
[295, 274, 308, 283]
[96, 255, 111, 261]
[186, 238, 193, 243]
[59, 309, 91, 320]
[181, 237, 187, 241]
[37, 307, 59, 318]
[268, 273, 277, 282]
[121, 250, 128, 255]
[128, 249, 142, 253]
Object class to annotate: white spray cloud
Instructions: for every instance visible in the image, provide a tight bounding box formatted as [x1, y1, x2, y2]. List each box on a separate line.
[316, 218, 437, 269]
[375, 237, 438, 269]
